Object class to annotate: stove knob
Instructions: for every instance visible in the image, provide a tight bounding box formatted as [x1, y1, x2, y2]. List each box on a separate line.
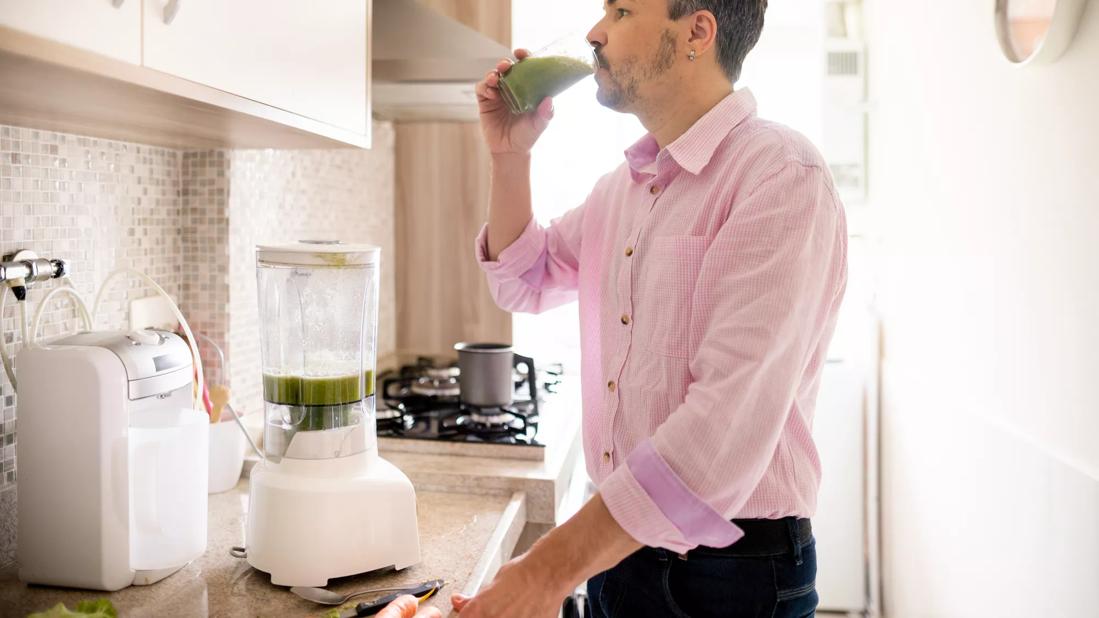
[127, 329, 162, 346]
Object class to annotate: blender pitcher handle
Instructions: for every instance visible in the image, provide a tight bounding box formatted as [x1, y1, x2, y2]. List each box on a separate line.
[513, 354, 538, 415]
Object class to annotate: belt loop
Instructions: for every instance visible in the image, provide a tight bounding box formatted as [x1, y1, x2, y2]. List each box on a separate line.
[786, 517, 804, 566]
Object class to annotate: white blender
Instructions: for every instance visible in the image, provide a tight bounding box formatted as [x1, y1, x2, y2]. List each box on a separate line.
[246, 241, 421, 587]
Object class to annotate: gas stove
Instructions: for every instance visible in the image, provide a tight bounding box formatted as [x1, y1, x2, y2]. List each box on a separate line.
[376, 356, 562, 449]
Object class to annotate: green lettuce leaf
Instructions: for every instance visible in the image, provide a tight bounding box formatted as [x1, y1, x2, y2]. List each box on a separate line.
[27, 599, 117, 618]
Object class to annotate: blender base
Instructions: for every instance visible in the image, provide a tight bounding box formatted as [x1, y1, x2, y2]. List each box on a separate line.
[245, 449, 421, 587]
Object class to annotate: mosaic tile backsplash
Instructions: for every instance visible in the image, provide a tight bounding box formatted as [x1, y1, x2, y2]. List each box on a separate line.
[0, 121, 396, 566]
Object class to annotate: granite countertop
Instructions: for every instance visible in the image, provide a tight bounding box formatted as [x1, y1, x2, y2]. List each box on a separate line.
[0, 481, 527, 618]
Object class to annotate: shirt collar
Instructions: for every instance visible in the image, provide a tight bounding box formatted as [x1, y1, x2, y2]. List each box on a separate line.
[623, 88, 758, 182]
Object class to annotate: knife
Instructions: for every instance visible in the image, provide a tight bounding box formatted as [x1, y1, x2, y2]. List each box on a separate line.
[338, 579, 446, 617]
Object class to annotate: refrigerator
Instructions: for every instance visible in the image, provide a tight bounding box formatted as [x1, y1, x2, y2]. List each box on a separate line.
[812, 246, 880, 617]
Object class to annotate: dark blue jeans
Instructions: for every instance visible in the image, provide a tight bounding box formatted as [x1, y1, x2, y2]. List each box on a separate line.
[587, 534, 817, 617]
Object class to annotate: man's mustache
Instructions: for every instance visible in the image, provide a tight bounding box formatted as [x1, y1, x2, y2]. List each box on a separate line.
[593, 48, 609, 71]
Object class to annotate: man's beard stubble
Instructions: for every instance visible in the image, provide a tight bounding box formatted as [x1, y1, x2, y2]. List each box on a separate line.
[596, 29, 679, 111]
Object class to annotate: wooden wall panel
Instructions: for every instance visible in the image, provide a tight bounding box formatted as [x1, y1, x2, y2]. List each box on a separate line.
[394, 0, 512, 360]
[395, 123, 512, 359]
[417, 0, 511, 47]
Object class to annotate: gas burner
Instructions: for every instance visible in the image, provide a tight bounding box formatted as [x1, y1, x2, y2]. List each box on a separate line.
[410, 374, 460, 398]
[375, 356, 551, 447]
[436, 404, 539, 444]
[375, 409, 414, 433]
[382, 358, 463, 400]
[468, 408, 517, 426]
[423, 365, 459, 380]
[376, 407, 405, 421]
[380, 374, 459, 411]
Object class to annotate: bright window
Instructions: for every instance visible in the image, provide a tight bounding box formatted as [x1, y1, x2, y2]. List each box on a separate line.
[511, 0, 828, 373]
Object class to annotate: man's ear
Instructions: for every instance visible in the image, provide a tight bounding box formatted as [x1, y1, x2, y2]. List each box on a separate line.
[686, 9, 719, 55]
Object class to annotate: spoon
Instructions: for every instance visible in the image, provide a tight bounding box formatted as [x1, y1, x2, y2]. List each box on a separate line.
[291, 582, 429, 606]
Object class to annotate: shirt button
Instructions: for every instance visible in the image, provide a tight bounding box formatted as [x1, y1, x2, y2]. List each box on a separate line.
[624, 246, 634, 257]
[602, 451, 611, 464]
[607, 380, 616, 392]
[620, 314, 631, 325]
[650, 185, 661, 195]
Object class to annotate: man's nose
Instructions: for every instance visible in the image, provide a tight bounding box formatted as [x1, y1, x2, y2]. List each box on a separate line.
[587, 22, 607, 49]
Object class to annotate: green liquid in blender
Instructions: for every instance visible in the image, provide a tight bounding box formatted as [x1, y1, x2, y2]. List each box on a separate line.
[262, 371, 375, 431]
[499, 55, 594, 114]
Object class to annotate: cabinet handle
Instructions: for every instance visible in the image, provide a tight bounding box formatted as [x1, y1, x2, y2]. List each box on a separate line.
[111, 0, 125, 7]
[163, 0, 181, 25]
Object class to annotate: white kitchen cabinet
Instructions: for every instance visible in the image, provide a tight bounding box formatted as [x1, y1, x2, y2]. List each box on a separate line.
[0, 0, 141, 63]
[142, 0, 368, 135]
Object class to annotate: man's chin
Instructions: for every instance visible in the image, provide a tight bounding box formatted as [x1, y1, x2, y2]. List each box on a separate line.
[595, 86, 623, 111]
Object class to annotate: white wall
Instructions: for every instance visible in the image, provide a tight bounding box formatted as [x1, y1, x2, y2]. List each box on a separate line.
[866, 1, 1099, 616]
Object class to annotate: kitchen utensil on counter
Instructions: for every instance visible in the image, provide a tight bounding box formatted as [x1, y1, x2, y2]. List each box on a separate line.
[209, 384, 230, 423]
[454, 342, 536, 407]
[193, 330, 262, 459]
[203, 340, 246, 490]
[246, 241, 420, 587]
[336, 579, 446, 618]
[208, 415, 246, 494]
[291, 578, 446, 606]
[16, 330, 208, 590]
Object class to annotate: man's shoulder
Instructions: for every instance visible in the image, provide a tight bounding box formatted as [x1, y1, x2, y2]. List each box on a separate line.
[723, 116, 830, 178]
[587, 161, 636, 198]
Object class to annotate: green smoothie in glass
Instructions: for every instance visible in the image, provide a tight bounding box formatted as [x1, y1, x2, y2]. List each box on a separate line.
[498, 54, 595, 115]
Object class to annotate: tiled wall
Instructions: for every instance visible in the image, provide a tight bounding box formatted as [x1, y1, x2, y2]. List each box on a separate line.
[181, 151, 231, 389]
[0, 125, 186, 565]
[224, 140, 397, 414]
[179, 130, 398, 416]
[0, 121, 396, 566]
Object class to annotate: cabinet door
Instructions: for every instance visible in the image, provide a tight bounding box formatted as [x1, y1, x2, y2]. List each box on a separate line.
[0, 0, 141, 63]
[142, 0, 368, 135]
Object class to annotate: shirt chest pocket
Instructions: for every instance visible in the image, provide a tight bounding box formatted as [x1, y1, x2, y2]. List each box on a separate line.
[634, 235, 708, 359]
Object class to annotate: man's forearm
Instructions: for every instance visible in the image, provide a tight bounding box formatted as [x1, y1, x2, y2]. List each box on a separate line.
[486, 152, 534, 261]
[524, 493, 642, 595]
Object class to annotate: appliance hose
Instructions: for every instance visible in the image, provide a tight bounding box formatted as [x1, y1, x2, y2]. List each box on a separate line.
[93, 269, 205, 414]
[29, 281, 94, 344]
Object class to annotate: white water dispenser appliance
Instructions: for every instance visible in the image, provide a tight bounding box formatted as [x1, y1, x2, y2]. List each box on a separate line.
[16, 330, 208, 591]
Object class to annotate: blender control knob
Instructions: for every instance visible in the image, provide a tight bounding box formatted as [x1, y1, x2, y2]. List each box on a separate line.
[127, 330, 162, 346]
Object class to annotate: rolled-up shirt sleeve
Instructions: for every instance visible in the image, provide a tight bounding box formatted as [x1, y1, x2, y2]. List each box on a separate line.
[599, 162, 847, 554]
[475, 197, 589, 315]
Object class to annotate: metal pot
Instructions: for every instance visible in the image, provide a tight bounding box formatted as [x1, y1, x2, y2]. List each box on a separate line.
[454, 343, 535, 407]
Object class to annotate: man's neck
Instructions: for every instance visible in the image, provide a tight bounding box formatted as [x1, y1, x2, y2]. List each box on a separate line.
[639, 83, 734, 150]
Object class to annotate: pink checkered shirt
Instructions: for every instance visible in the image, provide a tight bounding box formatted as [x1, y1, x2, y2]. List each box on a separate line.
[476, 89, 848, 554]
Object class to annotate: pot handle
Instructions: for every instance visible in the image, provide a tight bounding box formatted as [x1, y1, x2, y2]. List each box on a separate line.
[513, 353, 539, 414]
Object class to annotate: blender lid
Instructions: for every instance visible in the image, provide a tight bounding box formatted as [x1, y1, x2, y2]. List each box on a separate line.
[256, 240, 381, 266]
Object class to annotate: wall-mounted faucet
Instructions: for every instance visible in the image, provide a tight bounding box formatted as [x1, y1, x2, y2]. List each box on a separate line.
[1, 250, 69, 299]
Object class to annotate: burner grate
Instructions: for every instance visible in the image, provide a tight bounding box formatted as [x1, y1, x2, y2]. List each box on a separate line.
[375, 358, 547, 446]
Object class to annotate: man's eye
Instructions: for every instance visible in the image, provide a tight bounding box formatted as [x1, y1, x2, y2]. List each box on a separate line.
[616, 8, 629, 18]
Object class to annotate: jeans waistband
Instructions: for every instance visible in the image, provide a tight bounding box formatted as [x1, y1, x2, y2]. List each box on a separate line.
[645, 517, 812, 561]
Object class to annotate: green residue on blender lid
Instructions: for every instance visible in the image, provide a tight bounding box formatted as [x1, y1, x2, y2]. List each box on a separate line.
[262, 370, 376, 406]
[316, 252, 350, 267]
[499, 55, 594, 114]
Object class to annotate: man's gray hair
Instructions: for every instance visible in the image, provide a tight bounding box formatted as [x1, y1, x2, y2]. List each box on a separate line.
[667, 0, 768, 83]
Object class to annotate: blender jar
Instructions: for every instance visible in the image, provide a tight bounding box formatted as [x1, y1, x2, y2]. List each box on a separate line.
[256, 241, 380, 462]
